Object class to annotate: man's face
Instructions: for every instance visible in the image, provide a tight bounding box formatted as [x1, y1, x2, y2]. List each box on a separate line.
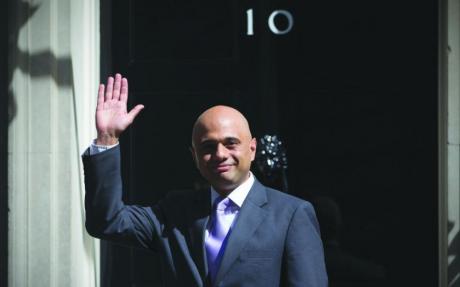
[192, 111, 256, 194]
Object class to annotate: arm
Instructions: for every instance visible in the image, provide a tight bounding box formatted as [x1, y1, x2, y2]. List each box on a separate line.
[83, 74, 157, 248]
[283, 202, 328, 287]
[83, 145, 159, 249]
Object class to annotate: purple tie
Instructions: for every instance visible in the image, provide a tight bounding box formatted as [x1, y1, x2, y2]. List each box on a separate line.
[205, 197, 237, 283]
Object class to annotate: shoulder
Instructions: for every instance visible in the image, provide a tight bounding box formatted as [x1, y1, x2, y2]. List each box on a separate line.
[253, 183, 321, 240]
[252, 181, 316, 220]
[263, 184, 314, 211]
[261, 186, 322, 236]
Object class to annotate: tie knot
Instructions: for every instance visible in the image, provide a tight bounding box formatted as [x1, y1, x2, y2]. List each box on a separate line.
[214, 197, 237, 213]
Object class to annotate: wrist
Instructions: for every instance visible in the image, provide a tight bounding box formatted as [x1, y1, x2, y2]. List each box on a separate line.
[96, 133, 119, 146]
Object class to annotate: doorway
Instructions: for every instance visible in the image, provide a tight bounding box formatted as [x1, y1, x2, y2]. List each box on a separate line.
[101, 0, 438, 286]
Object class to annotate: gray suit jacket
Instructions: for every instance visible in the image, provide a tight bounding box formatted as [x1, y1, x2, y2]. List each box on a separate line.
[83, 146, 328, 286]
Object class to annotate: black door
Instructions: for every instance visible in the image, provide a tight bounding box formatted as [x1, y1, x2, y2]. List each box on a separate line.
[101, 0, 438, 286]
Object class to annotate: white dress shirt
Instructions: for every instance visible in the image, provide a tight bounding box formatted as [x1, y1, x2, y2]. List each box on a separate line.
[206, 173, 255, 238]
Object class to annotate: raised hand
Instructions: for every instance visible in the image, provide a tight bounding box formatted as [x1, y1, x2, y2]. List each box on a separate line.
[95, 73, 144, 145]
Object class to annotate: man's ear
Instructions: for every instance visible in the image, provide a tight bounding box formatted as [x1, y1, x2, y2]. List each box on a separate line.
[250, 137, 257, 161]
[190, 146, 199, 168]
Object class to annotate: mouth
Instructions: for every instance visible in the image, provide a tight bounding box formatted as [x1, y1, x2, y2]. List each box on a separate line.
[213, 164, 234, 173]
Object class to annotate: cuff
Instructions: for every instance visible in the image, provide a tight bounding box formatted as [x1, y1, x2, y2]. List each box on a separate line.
[89, 139, 119, 155]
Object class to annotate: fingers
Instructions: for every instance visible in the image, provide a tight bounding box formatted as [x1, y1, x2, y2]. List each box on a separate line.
[127, 104, 144, 122]
[97, 84, 105, 110]
[112, 73, 122, 100]
[105, 76, 114, 101]
[104, 74, 126, 102]
[120, 77, 128, 103]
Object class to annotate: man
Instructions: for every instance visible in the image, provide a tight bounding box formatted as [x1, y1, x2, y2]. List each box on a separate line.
[83, 74, 328, 287]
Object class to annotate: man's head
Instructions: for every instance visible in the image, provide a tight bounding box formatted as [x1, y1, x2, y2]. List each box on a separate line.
[191, 105, 256, 195]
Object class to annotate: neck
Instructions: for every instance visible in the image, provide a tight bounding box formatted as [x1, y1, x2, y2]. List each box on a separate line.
[213, 172, 251, 197]
[213, 184, 237, 197]
[214, 189, 231, 197]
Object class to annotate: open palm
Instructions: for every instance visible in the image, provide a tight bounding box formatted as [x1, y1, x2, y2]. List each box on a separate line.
[96, 74, 144, 145]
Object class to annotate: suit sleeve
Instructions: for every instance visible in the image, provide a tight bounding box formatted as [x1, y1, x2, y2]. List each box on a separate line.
[283, 202, 328, 287]
[83, 145, 161, 249]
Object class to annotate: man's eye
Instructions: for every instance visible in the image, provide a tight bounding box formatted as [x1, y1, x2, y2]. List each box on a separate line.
[225, 142, 237, 148]
[200, 144, 215, 152]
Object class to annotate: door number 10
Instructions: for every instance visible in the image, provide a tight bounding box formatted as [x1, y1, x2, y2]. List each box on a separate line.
[246, 9, 294, 36]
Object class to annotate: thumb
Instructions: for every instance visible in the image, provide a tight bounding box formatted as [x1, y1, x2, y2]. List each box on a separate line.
[127, 104, 144, 122]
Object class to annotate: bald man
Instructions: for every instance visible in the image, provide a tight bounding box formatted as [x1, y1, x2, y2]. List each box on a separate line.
[83, 74, 328, 287]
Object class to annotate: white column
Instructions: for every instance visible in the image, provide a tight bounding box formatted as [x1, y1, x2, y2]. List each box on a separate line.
[70, 0, 100, 285]
[8, 0, 100, 286]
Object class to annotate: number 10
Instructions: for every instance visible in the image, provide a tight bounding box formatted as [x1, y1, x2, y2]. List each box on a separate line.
[246, 9, 294, 36]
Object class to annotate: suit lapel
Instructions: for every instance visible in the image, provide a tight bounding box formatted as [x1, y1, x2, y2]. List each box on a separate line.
[189, 189, 211, 281]
[214, 180, 268, 285]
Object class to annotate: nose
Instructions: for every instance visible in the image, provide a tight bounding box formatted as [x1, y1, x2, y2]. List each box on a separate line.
[214, 143, 229, 160]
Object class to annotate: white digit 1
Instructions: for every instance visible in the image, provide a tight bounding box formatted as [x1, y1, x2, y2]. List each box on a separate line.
[246, 9, 254, 36]
[268, 10, 294, 35]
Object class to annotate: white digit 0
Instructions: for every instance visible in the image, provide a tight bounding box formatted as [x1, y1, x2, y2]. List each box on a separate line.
[268, 10, 294, 35]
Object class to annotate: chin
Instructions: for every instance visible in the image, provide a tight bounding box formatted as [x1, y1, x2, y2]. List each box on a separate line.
[211, 178, 238, 192]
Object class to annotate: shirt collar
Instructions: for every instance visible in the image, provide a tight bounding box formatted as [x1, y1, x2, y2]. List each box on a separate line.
[210, 172, 255, 208]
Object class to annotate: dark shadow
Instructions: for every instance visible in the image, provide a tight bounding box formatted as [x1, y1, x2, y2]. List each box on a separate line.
[312, 196, 387, 287]
[8, 1, 73, 125]
[8, 1, 39, 125]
